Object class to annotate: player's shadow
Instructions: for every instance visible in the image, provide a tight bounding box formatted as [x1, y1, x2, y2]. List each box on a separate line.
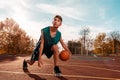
[23, 69, 46, 80]
[56, 76, 68, 80]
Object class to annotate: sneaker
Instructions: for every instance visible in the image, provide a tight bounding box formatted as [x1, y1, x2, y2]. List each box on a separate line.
[54, 66, 62, 76]
[23, 59, 28, 70]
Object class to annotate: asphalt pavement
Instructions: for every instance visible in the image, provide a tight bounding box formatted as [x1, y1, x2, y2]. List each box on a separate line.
[0, 54, 120, 80]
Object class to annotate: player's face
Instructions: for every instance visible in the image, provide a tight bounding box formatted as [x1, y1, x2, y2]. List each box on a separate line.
[52, 17, 62, 28]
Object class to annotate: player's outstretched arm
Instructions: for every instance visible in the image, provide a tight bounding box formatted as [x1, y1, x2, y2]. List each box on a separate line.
[38, 32, 44, 67]
[60, 37, 72, 55]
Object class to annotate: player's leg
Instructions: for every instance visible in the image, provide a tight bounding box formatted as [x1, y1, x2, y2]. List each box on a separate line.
[23, 38, 41, 70]
[23, 48, 39, 70]
[51, 45, 61, 76]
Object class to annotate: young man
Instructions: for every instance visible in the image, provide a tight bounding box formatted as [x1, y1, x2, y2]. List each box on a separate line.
[23, 15, 71, 75]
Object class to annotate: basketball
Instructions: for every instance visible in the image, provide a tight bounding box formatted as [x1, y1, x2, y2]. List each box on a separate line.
[59, 50, 70, 61]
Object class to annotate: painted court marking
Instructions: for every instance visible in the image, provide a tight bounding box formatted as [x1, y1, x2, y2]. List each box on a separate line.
[0, 63, 120, 73]
[73, 65, 120, 73]
[0, 70, 120, 80]
[0, 56, 120, 80]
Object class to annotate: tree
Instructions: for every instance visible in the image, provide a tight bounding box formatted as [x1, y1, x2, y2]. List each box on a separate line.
[94, 31, 120, 56]
[109, 31, 120, 54]
[0, 22, 4, 30]
[0, 18, 34, 54]
[94, 33, 106, 55]
[79, 27, 90, 55]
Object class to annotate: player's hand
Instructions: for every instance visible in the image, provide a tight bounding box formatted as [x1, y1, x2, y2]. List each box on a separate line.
[38, 58, 43, 67]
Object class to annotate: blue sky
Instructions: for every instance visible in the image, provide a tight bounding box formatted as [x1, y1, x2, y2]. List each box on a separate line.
[0, 0, 120, 41]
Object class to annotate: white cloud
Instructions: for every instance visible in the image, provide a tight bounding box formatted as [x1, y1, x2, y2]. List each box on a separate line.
[36, 3, 86, 21]
[0, 0, 119, 42]
[88, 25, 113, 39]
[0, 0, 91, 41]
[19, 21, 51, 40]
[59, 24, 80, 41]
[59, 24, 113, 41]
[0, 0, 29, 23]
[0, 0, 38, 39]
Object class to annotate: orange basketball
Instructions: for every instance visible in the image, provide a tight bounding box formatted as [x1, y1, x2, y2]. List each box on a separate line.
[59, 50, 70, 61]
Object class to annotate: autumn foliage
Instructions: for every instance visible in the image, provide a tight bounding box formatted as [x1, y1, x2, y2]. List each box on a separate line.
[0, 18, 34, 55]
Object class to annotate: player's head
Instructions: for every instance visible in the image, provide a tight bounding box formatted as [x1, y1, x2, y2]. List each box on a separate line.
[54, 15, 62, 22]
[52, 15, 62, 28]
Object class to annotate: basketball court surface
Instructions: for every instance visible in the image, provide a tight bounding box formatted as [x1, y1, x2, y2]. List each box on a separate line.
[0, 54, 120, 80]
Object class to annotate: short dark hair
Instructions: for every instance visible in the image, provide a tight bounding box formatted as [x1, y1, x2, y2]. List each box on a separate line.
[54, 15, 62, 22]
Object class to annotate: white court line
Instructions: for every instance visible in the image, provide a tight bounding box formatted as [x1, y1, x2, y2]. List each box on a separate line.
[0, 70, 120, 80]
[1, 61, 120, 67]
[68, 63, 120, 67]
[1, 62, 120, 67]
[61, 64, 120, 73]
[64, 64, 120, 73]
[0, 63, 120, 73]
[58, 64, 120, 73]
